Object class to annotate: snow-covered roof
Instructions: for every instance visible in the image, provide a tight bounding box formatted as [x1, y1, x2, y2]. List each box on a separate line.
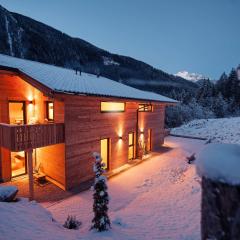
[0, 54, 177, 103]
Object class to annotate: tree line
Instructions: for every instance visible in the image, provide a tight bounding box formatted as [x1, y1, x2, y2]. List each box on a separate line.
[166, 66, 240, 127]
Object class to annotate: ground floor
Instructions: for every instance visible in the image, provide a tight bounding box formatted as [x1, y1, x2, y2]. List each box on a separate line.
[1, 126, 159, 193]
[0, 136, 205, 240]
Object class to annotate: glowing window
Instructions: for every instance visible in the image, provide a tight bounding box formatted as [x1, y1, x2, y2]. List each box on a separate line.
[46, 102, 54, 121]
[128, 132, 134, 160]
[101, 102, 125, 112]
[101, 138, 109, 169]
[138, 104, 153, 112]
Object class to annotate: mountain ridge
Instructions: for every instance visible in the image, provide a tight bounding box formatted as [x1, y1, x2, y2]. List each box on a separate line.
[0, 4, 198, 96]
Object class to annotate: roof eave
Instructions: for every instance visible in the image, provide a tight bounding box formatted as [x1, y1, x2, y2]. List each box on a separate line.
[54, 89, 178, 104]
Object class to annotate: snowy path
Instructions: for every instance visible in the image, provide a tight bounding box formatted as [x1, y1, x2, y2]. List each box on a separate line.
[46, 136, 205, 240]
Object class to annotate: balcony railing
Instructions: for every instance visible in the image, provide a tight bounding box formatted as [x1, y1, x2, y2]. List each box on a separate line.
[0, 123, 65, 151]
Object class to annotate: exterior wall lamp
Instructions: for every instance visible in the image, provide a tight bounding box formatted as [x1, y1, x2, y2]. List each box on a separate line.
[119, 136, 123, 140]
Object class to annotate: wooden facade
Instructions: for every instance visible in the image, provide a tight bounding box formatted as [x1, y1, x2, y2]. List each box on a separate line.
[0, 70, 171, 192]
[63, 95, 166, 189]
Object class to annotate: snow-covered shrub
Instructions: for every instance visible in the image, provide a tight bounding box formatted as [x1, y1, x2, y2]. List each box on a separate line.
[91, 152, 110, 232]
[63, 215, 81, 230]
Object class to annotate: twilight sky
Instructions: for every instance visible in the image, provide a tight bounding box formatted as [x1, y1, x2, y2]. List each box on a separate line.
[0, 0, 239, 79]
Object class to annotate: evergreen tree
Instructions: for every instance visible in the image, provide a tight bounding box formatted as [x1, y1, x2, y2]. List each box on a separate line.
[212, 93, 228, 118]
[196, 79, 215, 108]
[216, 72, 228, 97]
[91, 152, 110, 232]
[224, 69, 239, 101]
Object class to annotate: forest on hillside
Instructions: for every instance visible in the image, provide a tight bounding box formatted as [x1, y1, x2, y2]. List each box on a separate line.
[166, 66, 240, 127]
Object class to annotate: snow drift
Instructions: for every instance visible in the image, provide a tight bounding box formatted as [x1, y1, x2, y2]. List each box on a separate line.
[196, 143, 240, 185]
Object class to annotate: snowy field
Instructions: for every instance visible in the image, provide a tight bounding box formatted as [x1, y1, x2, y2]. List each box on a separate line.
[171, 117, 240, 144]
[0, 136, 205, 240]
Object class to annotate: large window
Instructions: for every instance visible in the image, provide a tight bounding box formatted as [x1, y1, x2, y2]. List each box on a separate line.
[9, 101, 26, 125]
[46, 102, 54, 121]
[138, 104, 153, 112]
[101, 102, 125, 112]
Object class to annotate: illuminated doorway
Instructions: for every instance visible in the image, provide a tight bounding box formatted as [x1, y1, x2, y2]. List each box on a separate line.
[128, 132, 135, 160]
[147, 129, 152, 152]
[11, 151, 27, 177]
[100, 138, 110, 169]
[9, 101, 27, 177]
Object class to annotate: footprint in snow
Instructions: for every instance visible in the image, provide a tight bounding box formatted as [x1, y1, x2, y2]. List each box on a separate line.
[191, 186, 200, 194]
[136, 178, 153, 189]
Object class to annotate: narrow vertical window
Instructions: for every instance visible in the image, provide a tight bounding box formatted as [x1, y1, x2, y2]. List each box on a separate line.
[101, 138, 110, 169]
[46, 102, 54, 121]
[128, 132, 135, 160]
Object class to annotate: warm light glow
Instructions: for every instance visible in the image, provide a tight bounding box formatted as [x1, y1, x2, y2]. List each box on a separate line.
[101, 102, 125, 112]
[27, 94, 33, 102]
[140, 133, 144, 141]
[47, 102, 54, 121]
[9, 102, 25, 125]
[11, 151, 26, 177]
[101, 138, 109, 169]
[128, 132, 134, 160]
[118, 128, 123, 140]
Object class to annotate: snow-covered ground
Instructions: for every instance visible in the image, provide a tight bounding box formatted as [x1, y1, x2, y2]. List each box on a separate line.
[171, 117, 240, 144]
[0, 136, 205, 240]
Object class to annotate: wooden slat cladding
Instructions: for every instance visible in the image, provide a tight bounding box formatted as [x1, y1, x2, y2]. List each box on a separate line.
[37, 143, 65, 189]
[0, 72, 65, 184]
[64, 95, 166, 189]
[0, 123, 65, 151]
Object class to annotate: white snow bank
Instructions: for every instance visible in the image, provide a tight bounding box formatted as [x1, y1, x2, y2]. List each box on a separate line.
[0, 186, 18, 201]
[0, 198, 77, 240]
[196, 143, 240, 185]
[171, 117, 240, 144]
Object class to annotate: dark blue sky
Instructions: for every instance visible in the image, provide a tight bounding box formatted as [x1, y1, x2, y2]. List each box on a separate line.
[0, 0, 239, 79]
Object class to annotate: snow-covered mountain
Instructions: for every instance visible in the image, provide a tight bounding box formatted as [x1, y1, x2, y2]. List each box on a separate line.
[175, 71, 208, 82]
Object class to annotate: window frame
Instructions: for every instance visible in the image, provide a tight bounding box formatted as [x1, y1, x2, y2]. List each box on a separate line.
[138, 103, 153, 112]
[128, 132, 135, 160]
[46, 101, 54, 122]
[100, 101, 125, 113]
[100, 138, 110, 170]
[9, 100, 27, 124]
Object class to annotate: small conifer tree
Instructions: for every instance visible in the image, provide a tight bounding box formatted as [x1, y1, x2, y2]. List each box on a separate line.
[91, 152, 110, 232]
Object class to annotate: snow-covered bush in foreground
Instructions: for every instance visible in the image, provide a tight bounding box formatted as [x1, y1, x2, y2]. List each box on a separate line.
[196, 143, 240, 185]
[91, 152, 110, 232]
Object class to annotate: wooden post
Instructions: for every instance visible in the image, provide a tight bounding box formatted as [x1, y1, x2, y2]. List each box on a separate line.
[27, 149, 34, 201]
[201, 176, 240, 240]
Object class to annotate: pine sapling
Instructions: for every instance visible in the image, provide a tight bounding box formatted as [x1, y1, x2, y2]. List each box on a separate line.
[91, 152, 110, 232]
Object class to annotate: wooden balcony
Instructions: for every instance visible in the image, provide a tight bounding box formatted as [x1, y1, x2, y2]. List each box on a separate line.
[0, 123, 65, 151]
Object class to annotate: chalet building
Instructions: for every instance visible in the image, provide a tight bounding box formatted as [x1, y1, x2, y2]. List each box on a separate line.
[0, 54, 177, 197]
